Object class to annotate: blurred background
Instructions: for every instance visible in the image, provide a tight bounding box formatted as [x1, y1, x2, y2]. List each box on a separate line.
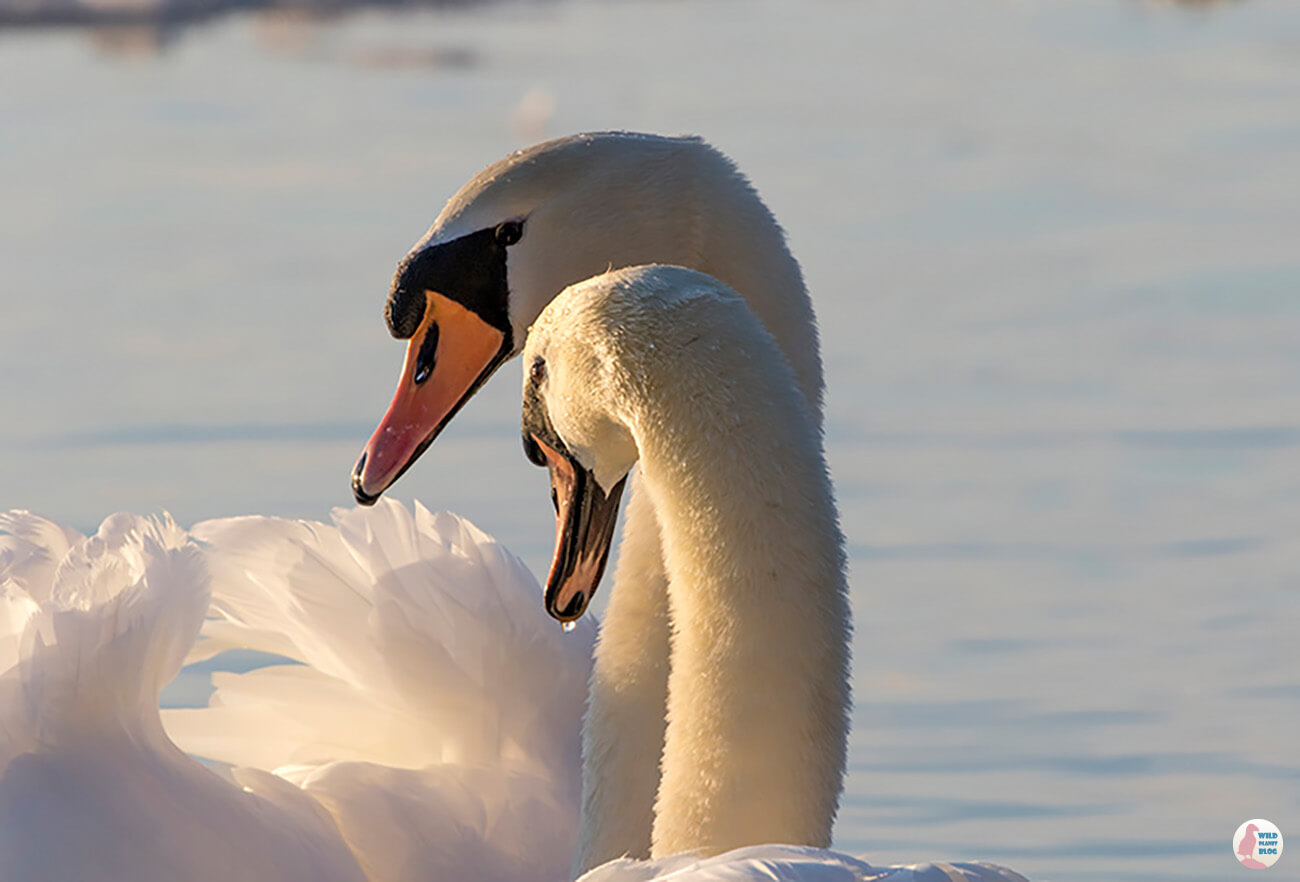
[1, 1, 1297, 879]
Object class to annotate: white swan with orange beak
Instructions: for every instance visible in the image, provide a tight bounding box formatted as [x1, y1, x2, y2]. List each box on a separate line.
[351, 132, 824, 871]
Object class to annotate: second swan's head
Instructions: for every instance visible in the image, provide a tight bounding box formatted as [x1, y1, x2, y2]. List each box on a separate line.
[520, 264, 752, 622]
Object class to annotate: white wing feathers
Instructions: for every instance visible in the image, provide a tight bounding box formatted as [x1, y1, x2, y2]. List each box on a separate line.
[174, 499, 595, 882]
[181, 501, 594, 773]
[0, 511, 366, 882]
[0, 503, 593, 882]
[0, 503, 1027, 882]
[0, 512, 201, 758]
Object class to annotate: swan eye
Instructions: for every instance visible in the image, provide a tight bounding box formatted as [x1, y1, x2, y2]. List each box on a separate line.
[495, 220, 524, 247]
[414, 322, 439, 384]
[529, 357, 546, 385]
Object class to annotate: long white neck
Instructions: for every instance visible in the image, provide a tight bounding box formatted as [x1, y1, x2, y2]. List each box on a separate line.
[563, 275, 850, 856]
[685, 146, 824, 423]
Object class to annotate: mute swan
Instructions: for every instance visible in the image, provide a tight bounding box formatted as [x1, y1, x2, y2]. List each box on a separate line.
[0, 506, 1027, 882]
[519, 265, 1027, 881]
[350, 132, 822, 870]
[521, 265, 848, 856]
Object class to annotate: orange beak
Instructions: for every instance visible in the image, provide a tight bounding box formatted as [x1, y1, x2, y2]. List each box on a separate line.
[352, 290, 508, 504]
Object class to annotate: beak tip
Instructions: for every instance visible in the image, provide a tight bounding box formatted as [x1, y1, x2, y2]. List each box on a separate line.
[546, 588, 589, 623]
[351, 454, 383, 506]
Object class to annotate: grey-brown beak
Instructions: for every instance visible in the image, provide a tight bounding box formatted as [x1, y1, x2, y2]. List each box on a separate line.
[526, 432, 627, 622]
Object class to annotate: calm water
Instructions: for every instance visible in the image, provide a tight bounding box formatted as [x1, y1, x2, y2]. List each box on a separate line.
[2, 1, 1299, 879]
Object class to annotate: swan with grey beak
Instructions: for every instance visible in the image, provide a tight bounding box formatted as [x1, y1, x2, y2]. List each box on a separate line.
[522, 265, 850, 857]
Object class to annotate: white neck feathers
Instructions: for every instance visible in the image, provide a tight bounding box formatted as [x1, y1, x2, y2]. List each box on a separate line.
[527, 267, 850, 857]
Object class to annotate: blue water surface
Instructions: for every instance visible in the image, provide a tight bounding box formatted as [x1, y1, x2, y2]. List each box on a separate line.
[2, 2, 1298, 879]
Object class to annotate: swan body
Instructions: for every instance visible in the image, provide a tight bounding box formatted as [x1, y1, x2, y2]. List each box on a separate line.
[353, 131, 824, 870]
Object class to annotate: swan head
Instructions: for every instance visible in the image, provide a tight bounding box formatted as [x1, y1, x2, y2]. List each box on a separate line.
[352, 132, 712, 505]
[520, 310, 637, 623]
[520, 265, 741, 622]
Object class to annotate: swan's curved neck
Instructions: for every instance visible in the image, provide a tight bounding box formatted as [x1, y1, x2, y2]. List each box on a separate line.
[686, 159, 823, 421]
[612, 303, 850, 856]
[497, 137, 823, 421]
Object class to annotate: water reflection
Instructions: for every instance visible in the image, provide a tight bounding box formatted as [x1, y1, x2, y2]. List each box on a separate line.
[0, 0, 513, 30]
[1, 0, 514, 59]
[85, 22, 178, 54]
[1, 0, 1250, 45]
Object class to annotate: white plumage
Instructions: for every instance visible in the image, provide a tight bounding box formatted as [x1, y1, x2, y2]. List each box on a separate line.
[0, 503, 592, 882]
[0, 502, 1026, 881]
[0, 510, 367, 882]
[177, 501, 593, 882]
[579, 847, 1028, 882]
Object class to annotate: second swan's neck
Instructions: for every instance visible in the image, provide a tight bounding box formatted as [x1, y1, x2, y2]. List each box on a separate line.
[611, 283, 851, 856]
